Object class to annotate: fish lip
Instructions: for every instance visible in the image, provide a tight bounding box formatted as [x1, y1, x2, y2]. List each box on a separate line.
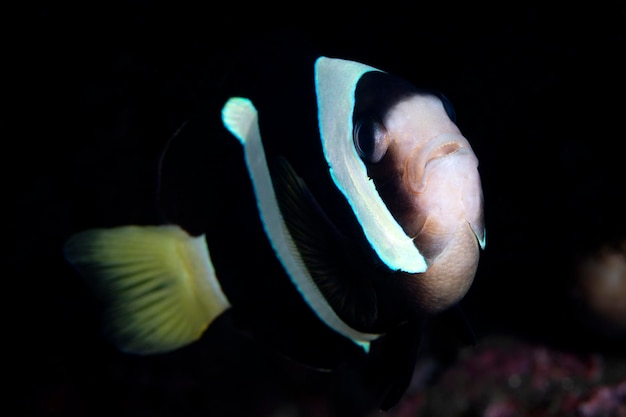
[403, 133, 470, 195]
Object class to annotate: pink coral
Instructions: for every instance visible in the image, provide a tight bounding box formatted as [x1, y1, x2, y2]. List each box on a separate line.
[386, 337, 626, 417]
[577, 380, 626, 417]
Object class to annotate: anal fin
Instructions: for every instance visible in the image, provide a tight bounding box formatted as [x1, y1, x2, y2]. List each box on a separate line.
[63, 225, 230, 354]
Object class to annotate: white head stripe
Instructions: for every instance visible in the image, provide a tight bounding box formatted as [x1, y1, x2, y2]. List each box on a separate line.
[314, 57, 427, 273]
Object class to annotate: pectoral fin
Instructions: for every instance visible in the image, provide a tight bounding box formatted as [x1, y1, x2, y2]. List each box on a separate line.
[63, 225, 230, 354]
[271, 157, 379, 333]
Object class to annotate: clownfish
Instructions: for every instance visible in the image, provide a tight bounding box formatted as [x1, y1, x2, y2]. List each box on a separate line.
[64, 36, 485, 410]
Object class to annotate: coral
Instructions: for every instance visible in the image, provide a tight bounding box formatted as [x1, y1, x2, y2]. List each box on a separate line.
[388, 337, 626, 417]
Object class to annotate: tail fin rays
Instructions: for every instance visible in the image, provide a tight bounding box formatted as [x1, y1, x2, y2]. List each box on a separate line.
[64, 225, 230, 354]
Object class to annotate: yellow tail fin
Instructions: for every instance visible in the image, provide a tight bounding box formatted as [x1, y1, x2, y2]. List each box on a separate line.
[64, 225, 231, 354]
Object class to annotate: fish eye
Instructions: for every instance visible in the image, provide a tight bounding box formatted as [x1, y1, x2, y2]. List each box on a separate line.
[437, 93, 457, 123]
[353, 119, 389, 164]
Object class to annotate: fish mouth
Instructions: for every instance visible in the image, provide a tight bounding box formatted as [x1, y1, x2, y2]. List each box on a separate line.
[394, 132, 482, 260]
[403, 134, 469, 195]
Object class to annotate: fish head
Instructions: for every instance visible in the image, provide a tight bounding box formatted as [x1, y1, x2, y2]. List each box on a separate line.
[316, 58, 484, 316]
[357, 94, 485, 313]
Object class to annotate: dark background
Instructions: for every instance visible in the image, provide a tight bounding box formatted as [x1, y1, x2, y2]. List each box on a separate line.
[7, 1, 626, 416]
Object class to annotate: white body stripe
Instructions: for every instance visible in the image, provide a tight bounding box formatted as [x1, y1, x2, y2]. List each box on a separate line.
[314, 57, 427, 274]
[222, 97, 380, 349]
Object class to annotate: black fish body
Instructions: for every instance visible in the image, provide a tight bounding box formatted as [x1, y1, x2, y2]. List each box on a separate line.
[64, 36, 485, 410]
[155, 43, 372, 367]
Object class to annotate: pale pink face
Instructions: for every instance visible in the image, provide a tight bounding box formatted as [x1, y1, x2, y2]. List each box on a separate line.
[358, 94, 485, 313]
